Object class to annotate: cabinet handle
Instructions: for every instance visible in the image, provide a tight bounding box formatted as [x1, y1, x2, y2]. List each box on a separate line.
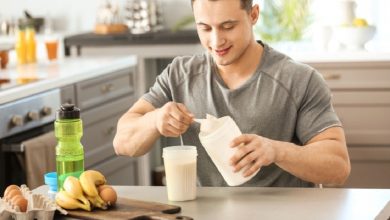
[323, 73, 341, 80]
[104, 126, 115, 136]
[100, 83, 113, 93]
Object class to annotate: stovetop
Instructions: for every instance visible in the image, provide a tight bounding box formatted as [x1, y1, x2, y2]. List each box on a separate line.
[0, 77, 40, 91]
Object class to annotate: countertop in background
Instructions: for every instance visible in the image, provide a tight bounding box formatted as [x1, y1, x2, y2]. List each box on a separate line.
[0, 56, 137, 105]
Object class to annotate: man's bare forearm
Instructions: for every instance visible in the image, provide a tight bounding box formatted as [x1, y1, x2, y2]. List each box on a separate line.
[113, 110, 160, 157]
[274, 139, 350, 185]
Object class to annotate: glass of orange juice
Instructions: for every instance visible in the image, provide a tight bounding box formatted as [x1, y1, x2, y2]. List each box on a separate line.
[44, 35, 58, 61]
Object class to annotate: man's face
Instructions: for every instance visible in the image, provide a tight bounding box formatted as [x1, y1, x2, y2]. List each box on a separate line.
[193, 0, 257, 66]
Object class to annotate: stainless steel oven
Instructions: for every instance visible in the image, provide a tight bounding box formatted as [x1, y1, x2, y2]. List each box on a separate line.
[0, 89, 60, 194]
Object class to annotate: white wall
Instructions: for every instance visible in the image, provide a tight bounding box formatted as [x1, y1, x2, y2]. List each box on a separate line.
[254, 0, 390, 43]
[0, 0, 193, 33]
[1, 0, 388, 42]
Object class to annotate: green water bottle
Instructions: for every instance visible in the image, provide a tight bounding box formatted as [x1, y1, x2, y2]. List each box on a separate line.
[55, 104, 85, 191]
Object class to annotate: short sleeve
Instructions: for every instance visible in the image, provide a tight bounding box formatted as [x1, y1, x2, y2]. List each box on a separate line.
[142, 64, 173, 108]
[296, 71, 342, 144]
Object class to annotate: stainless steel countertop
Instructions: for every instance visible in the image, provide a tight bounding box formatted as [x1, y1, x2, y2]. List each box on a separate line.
[34, 185, 390, 220]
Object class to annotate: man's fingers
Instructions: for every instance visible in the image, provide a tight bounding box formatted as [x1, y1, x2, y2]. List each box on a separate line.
[232, 150, 257, 172]
[177, 103, 194, 118]
[176, 103, 194, 124]
[230, 143, 254, 166]
[170, 104, 193, 125]
[243, 159, 262, 177]
[230, 134, 252, 148]
[166, 121, 183, 135]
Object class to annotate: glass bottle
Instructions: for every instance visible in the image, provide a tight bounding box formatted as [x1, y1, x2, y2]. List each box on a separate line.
[15, 27, 27, 65]
[25, 27, 37, 63]
[55, 104, 85, 191]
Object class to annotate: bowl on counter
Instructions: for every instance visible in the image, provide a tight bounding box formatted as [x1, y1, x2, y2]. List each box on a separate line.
[333, 25, 376, 50]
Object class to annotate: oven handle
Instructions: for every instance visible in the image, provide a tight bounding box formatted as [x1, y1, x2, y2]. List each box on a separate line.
[2, 143, 25, 152]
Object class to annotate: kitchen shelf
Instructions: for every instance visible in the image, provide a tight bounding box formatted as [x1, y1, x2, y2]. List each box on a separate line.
[63, 29, 200, 56]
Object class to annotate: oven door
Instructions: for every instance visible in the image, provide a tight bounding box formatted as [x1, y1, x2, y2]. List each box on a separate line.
[0, 122, 54, 194]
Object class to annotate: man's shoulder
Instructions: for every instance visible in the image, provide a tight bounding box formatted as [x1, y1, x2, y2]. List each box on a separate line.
[262, 45, 317, 86]
[170, 52, 210, 73]
[264, 45, 314, 76]
[162, 52, 210, 86]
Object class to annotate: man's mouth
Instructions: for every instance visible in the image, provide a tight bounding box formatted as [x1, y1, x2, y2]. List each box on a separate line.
[215, 46, 232, 56]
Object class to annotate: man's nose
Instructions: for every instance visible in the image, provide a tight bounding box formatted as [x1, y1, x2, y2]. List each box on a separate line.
[210, 30, 226, 48]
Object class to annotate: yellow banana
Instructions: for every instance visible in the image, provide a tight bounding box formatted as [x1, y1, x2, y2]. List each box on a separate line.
[79, 170, 107, 209]
[63, 176, 90, 208]
[86, 195, 107, 210]
[56, 190, 91, 211]
[79, 170, 106, 197]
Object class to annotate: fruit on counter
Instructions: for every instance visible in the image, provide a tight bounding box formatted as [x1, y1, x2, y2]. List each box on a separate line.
[98, 185, 117, 206]
[56, 190, 91, 211]
[55, 170, 118, 211]
[79, 170, 107, 210]
[353, 18, 368, 27]
[63, 176, 90, 209]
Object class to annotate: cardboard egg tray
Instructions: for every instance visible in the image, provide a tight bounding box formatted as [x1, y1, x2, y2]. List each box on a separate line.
[0, 185, 67, 220]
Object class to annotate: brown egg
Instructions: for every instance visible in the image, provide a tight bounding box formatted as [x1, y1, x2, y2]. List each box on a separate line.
[3, 185, 20, 198]
[5, 189, 22, 201]
[11, 195, 28, 212]
[98, 184, 114, 193]
[99, 187, 117, 206]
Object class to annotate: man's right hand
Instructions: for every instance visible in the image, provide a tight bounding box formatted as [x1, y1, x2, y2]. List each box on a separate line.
[154, 102, 194, 137]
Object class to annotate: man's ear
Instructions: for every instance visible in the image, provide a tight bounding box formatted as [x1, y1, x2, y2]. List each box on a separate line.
[250, 4, 260, 25]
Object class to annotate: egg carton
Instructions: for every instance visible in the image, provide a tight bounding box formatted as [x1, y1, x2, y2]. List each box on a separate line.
[0, 185, 67, 220]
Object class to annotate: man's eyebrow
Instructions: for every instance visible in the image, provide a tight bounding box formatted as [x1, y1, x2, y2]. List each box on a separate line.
[196, 22, 209, 25]
[196, 20, 239, 26]
[220, 20, 239, 26]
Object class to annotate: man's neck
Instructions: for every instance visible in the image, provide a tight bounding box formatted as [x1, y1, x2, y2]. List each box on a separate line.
[216, 41, 263, 90]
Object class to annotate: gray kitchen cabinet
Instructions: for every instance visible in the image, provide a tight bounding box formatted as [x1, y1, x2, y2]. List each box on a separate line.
[62, 67, 140, 185]
[60, 84, 76, 105]
[76, 68, 135, 111]
[310, 61, 390, 188]
[82, 95, 136, 168]
[89, 156, 139, 185]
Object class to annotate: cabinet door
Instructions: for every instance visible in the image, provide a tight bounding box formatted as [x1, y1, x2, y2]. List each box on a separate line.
[332, 91, 390, 145]
[82, 95, 136, 168]
[312, 62, 390, 89]
[345, 146, 390, 188]
[76, 68, 135, 110]
[89, 156, 138, 185]
[61, 84, 76, 105]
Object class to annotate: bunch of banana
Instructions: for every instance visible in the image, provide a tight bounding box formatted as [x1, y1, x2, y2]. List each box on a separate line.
[56, 176, 91, 211]
[55, 170, 112, 211]
[79, 170, 107, 210]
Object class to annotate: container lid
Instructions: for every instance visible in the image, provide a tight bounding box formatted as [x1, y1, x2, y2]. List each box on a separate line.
[44, 172, 58, 192]
[162, 146, 197, 159]
[56, 103, 80, 120]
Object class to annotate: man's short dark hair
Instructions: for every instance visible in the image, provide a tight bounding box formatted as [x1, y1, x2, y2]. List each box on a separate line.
[191, 0, 253, 12]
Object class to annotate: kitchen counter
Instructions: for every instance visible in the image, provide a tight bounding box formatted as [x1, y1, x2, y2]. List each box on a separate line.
[34, 185, 390, 220]
[0, 56, 137, 105]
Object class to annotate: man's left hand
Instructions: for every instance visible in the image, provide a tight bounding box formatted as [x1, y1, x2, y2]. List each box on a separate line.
[230, 134, 277, 177]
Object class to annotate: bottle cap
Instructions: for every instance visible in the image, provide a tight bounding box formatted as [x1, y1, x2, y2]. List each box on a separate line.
[44, 172, 58, 192]
[56, 103, 80, 120]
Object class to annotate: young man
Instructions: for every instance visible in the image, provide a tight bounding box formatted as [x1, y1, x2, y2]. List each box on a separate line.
[113, 0, 350, 187]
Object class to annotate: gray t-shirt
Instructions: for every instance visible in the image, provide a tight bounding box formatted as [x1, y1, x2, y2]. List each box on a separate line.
[143, 43, 341, 187]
